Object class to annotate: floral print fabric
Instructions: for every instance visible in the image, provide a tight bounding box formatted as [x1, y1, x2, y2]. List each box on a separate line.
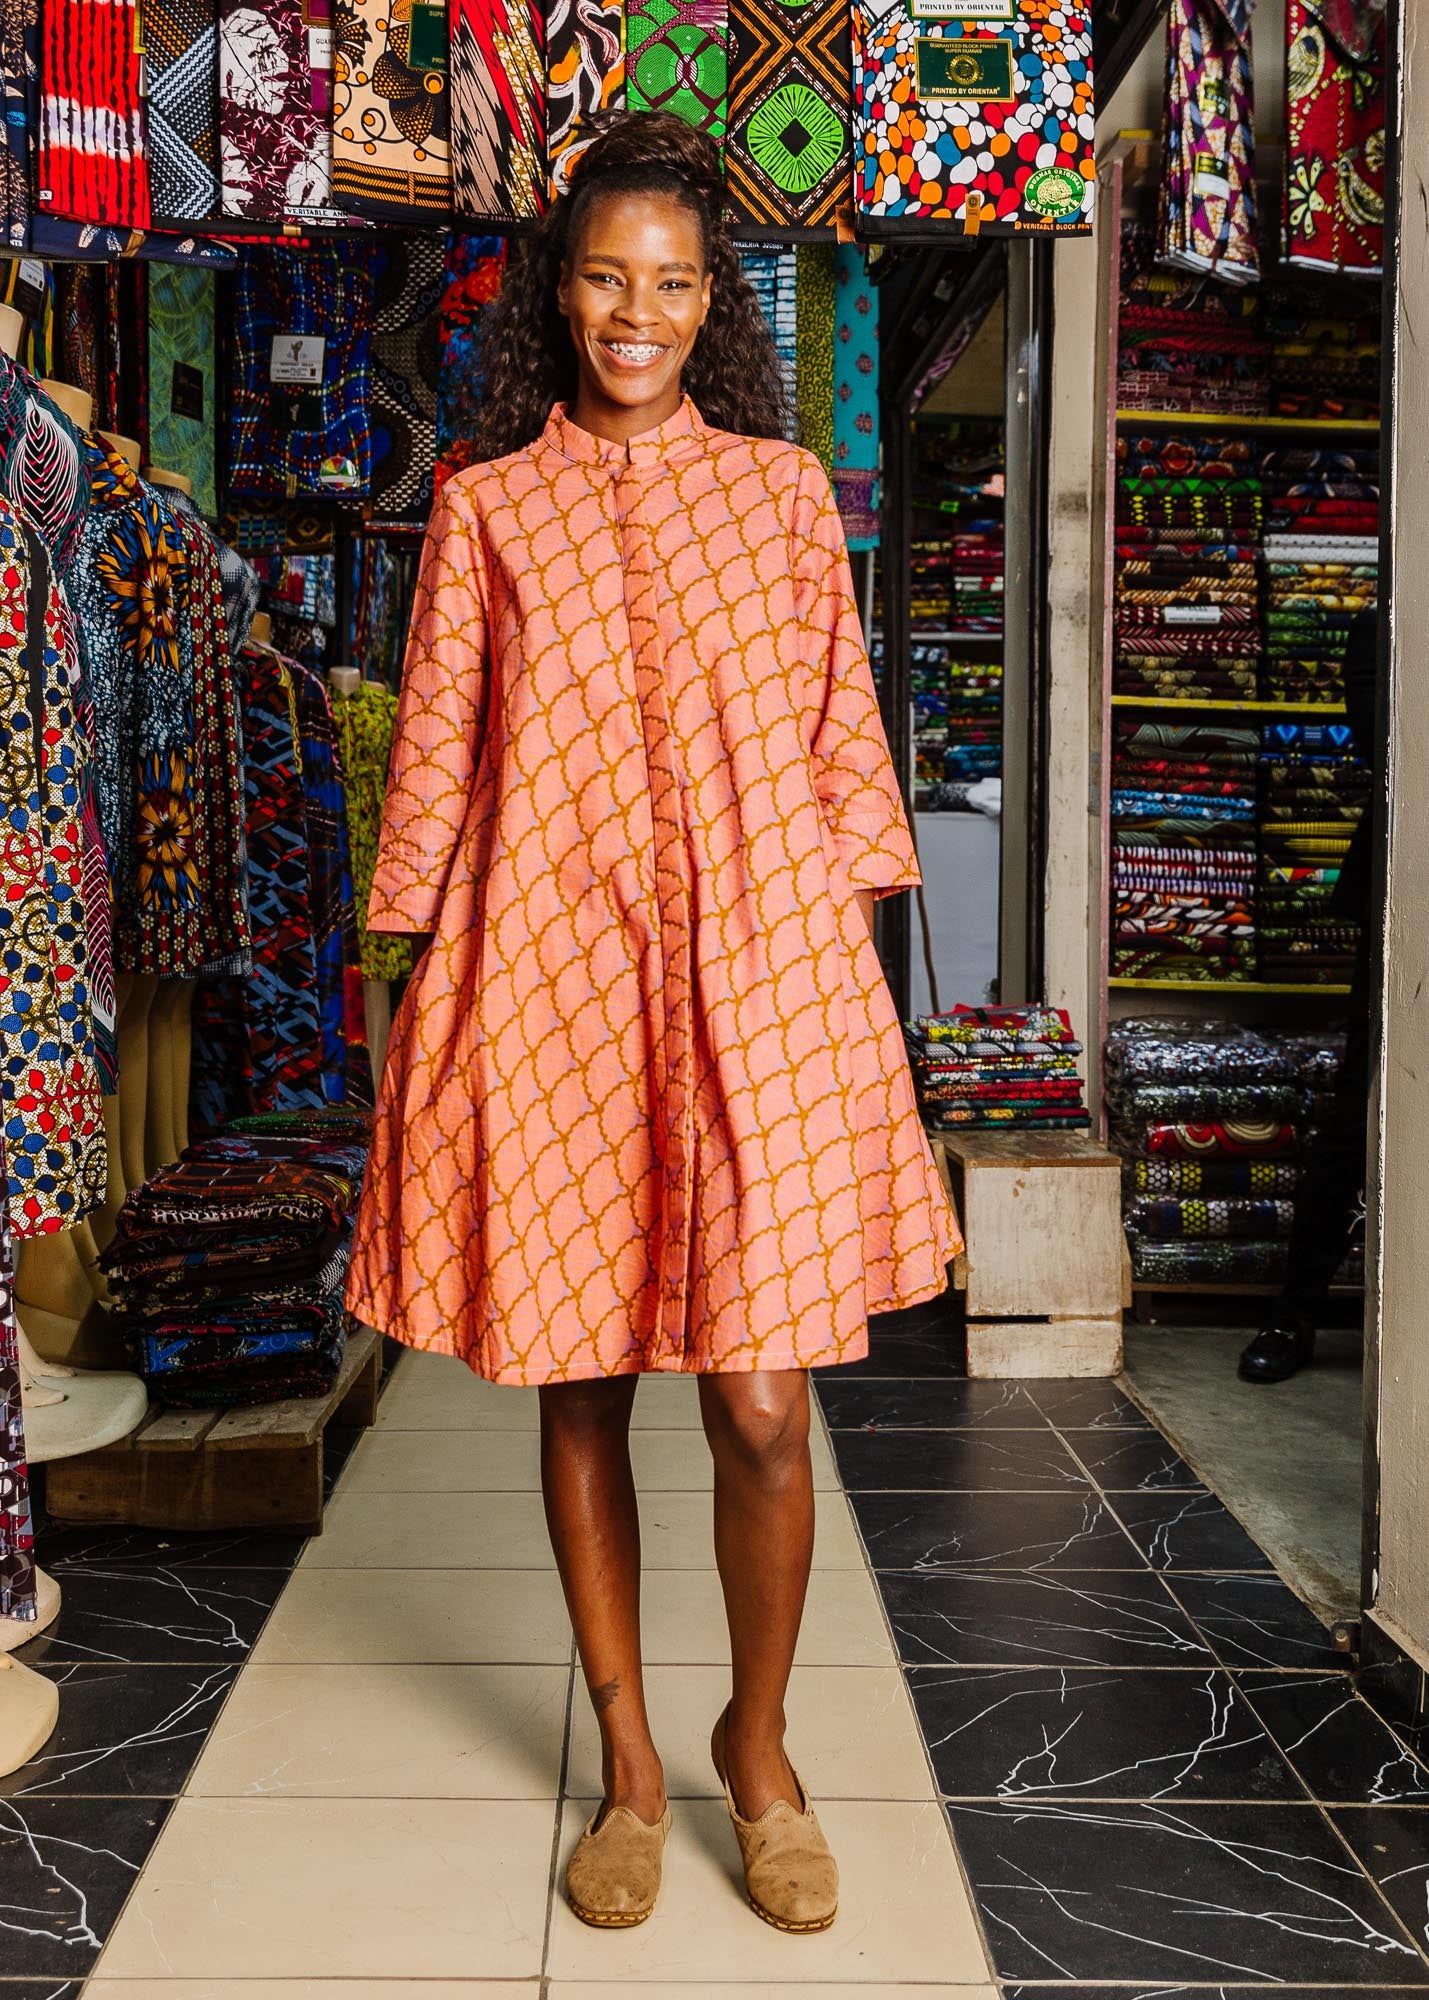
[1284, 0, 1385, 275]
[347, 397, 959, 1383]
[333, 0, 452, 219]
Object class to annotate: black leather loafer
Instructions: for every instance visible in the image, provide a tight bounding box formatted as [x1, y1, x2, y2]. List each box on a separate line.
[1238, 1317, 1316, 1384]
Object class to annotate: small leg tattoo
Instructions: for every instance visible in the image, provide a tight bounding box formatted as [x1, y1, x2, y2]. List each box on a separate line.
[591, 1675, 621, 1713]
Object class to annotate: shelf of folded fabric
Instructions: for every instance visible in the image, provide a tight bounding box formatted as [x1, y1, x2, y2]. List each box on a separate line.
[1111, 697, 1348, 715]
[1115, 411, 1380, 435]
[1108, 977, 1352, 994]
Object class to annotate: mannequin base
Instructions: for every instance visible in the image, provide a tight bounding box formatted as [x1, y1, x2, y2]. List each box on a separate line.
[0, 1567, 60, 1654]
[22, 1371, 148, 1464]
[0, 1657, 59, 1778]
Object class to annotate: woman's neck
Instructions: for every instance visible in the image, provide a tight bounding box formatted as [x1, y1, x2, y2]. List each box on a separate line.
[569, 382, 684, 447]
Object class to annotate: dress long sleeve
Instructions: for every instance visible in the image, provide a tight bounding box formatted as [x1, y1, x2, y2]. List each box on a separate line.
[794, 457, 921, 897]
[367, 478, 490, 936]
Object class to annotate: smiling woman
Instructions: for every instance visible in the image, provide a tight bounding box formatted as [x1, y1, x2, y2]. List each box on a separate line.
[347, 109, 959, 1943]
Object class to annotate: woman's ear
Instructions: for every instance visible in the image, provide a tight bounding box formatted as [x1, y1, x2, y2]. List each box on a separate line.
[557, 260, 571, 316]
[700, 270, 712, 325]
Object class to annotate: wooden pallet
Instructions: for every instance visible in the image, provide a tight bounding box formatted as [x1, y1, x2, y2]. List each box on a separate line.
[45, 1324, 381, 1537]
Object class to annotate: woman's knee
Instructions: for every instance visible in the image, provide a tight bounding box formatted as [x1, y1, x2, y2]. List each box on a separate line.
[702, 1373, 810, 1477]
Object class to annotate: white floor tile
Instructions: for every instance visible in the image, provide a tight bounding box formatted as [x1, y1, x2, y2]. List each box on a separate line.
[377, 1356, 541, 1430]
[546, 1798, 988, 1982]
[637, 1568, 896, 1667]
[87, 1985, 536, 1998]
[186, 1663, 569, 1799]
[567, 1664, 935, 1801]
[250, 1568, 572, 1665]
[95, 1797, 555, 1979]
[346, 1422, 840, 1495]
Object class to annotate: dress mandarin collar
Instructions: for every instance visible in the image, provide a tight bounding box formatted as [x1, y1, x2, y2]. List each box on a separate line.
[543, 395, 708, 468]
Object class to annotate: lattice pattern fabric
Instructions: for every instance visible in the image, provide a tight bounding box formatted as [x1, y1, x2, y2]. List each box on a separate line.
[451, 0, 546, 220]
[851, 1, 1094, 237]
[1284, 0, 1386, 275]
[626, 0, 729, 136]
[547, 0, 625, 189]
[726, 0, 849, 232]
[333, 0, 452, 218]
[348, 398, 959, 1383]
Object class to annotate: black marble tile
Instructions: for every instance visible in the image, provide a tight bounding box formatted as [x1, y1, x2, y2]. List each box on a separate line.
[853, 1489, 1145, 1571]
[0, 1664, 240, 1799]
[1168, 1573, 1347, 1672]
[815, 1377, 1046, 1431]
[814, 1327, 967, 1378]
[1332, 1806, 1429, 1957]
[947, 1797, 1429, 1985]
[36, 1523, 309, 1569]
[1238, 1672, 1429, 1807]
[1064, 1429, 1205, 1491]
[865, 1284, 962, 1340]
[907, 1666, 1307, 1802]
[831, 1425, 1090, 1491]
[1006, 1989, 1429, 1998]
[13, 1565, 290, 1665]
[1021, 1378, 1153, 1430]
[879, 1569, 1213, 1668]
[0, 1984, 84, 1998]
[1108, 1490, 1275, 1572]
[0, 1795, 171, 1978]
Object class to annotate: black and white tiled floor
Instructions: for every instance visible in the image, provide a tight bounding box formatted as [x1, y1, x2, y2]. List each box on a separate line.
[817, 1296, 1429, 1992]
[3, 1310, 1428, 1992]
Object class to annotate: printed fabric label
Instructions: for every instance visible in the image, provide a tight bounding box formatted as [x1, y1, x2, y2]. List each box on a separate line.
[915, 34, 1015, 103]
[270, 334, 327, 385]
[1022, 164, 1087, 218]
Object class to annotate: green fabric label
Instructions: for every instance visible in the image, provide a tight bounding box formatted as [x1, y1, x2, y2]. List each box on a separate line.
[408, 0, 449, 73]
[915, 35, 1014, 103]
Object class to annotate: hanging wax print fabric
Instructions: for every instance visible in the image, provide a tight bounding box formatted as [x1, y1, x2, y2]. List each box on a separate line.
[726, 0, 849, 232]
[547, 0, 624, 191]
[219, 0, 337, 223]
[333, 0, 452, 219]
[832, 243, 878, 547]
[450, 0, 545, 220]
[147, 0, 221, 223]
[229, 245, 377, 499]
[38, 0, 151, 228]
[0, 0, 31, 250]
[148, 266, 218, 520]
[369, 238, 445, 523]
[433, 232, 505, 493]
[738, 247, 796, 421]
[626, 0, 728, 137]
[797, 245, 835, 470]
[1284, 0, 1385, 275]
[850, 1, 1094, 239]
[1157, 0, 1259, 286]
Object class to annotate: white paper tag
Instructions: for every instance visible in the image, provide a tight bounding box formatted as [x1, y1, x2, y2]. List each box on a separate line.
[1164, 605, 1224, 626]
[308, 24, 332, 63]
[17, 259, 44, 292]
[269, 334, 326, 386]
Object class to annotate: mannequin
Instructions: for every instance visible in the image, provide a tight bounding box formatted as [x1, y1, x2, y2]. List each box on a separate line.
[39, 378, 92, 430]
[249, 609, 273, 648]
[98, 429, 141, 469]
[0, 302, 21, 361]
[0, 1656, 59, 1779]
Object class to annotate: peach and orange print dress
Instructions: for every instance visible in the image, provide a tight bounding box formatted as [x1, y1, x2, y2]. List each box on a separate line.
[346, 397, 961, 1384]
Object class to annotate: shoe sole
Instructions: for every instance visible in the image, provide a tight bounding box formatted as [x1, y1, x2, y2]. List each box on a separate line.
[568, 1897, 654, 1928]
[747, 1891, 837, 1933]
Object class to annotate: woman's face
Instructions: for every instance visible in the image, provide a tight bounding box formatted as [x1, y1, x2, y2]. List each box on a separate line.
[558, 192, 712, 434]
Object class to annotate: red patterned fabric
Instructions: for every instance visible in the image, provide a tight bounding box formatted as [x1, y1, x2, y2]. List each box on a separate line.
[38, 0, 151, 228]
[1284, 0, 1386, 274]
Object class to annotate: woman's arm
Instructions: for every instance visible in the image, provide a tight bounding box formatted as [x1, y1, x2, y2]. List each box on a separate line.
[856, 888, 875, 939]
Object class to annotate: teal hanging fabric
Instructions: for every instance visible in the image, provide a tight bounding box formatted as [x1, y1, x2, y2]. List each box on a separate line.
[147, 265, 217, 519]
[833, 244, 878, 550]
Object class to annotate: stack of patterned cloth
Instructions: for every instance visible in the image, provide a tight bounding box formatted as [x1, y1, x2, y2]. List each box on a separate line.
[1105, 1019, 1345, 1285]
[1116, 226, 1270, 415]
[1257, 721, 1368, 984]
[1265, 289, 1382, 422]
[102, 1109, 371, 1409]
[1111, 723, 1259, 983]
[903, 1006, 1089, 1131]
[1258, 444, 1379, 706]
[1114, 432, 1262, 701]
[941, 658, 1003, 786]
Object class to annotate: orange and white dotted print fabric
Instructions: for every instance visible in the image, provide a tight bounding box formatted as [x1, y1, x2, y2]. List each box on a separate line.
[345, 397, 962, 1385]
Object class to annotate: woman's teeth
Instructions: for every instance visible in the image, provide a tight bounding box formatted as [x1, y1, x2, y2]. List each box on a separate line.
[604, 341, 666, 363]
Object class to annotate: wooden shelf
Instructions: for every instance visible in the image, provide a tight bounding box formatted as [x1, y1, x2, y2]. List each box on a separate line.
[1129, 1279, 1363, 1299]
[1116, 409, 1380, 435]
[1109, 977, 1352, 995]
[1112, 696, 1347, 716]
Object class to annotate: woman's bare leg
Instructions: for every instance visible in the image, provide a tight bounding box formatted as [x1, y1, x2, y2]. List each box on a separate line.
[539, 1375, 666, 1823]
[699, 1368, 814, 1817]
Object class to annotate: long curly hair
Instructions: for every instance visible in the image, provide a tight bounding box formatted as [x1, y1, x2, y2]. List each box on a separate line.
[469, 113, 791, 461]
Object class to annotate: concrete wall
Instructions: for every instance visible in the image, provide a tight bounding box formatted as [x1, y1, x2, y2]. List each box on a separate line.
[1368, 0, 1429, 1672]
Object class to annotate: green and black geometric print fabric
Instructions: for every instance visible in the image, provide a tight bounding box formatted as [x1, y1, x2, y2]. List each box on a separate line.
[626, 0, 728, 137]
[726, 0, 849, 229]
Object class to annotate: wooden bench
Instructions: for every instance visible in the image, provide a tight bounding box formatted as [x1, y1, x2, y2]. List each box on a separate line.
[931, 1131, 1126, 1378]
[44, 1324, 382, 1537]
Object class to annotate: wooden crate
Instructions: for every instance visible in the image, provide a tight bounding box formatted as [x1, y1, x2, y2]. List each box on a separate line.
[45, 1324, 382, 1536]
[931, 1132, 1124, 1378]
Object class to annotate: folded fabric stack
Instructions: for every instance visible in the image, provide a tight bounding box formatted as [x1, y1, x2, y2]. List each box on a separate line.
[1110, 722, 1259, 983]
[903, 1005, 1089, 1131]
[1257, 721, 1369, 984]
[1117, 226, 1270, 415]
[1114, 432, 1262, 701]
[942, 658, 1003, 785]
[1264, 290, 1383, 422]
[101, 1109, 371, 1409]
[1105, 1019, 1344, 1285]
[1257, 446, 1379, 706]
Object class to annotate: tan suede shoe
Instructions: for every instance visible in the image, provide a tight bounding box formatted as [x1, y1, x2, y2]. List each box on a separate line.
[565, 1800, 672, 1927]
[711, 1706, 839, 1933]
